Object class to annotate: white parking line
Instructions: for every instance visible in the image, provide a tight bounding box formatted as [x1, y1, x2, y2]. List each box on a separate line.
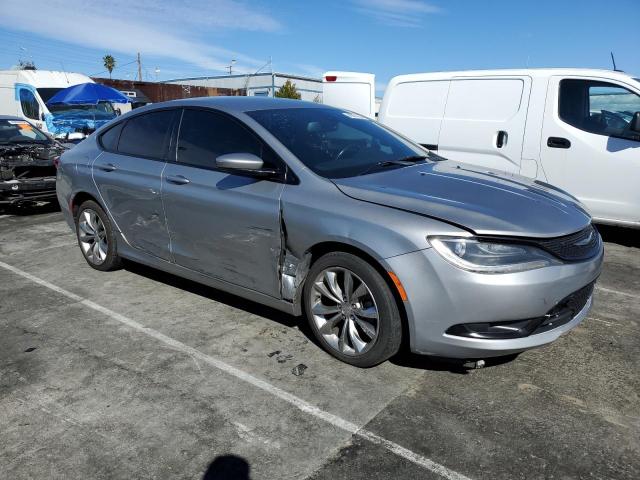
[0, 259, 472, 480]
[596, 286, 639, 300]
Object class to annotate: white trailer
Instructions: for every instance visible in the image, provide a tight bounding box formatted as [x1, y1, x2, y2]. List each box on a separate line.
[323, 68, 640, 228]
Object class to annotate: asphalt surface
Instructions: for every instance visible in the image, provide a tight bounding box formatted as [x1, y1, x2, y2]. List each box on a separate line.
[0, 204, 638, 480]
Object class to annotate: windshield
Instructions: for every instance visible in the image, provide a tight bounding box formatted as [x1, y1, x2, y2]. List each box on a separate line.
[48, 102, 116, 118]
[0, 119, 49, 144]
[247, 107, 426, 178]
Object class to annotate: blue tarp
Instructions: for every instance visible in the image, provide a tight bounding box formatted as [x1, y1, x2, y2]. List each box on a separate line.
[46, 82, 130, 106]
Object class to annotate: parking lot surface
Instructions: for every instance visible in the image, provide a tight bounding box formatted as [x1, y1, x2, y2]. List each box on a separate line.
[1, 206, 639, 480]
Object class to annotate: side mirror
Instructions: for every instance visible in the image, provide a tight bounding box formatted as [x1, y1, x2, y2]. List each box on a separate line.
[630, 112, 640, 133]
[215, 152, 279, 178]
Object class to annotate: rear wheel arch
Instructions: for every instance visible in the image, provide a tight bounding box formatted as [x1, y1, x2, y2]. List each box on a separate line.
[71, 192, 101, 219]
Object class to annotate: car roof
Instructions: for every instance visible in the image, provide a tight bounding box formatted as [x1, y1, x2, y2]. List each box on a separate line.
[130, 96, 329, 116]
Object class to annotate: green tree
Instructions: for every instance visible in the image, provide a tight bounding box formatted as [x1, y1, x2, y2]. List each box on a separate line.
[103, 54, 116, 79]
[274, 80, 301, 99]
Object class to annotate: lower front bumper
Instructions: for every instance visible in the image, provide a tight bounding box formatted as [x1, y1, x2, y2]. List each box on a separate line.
[0, 177, 57, 205]
[386, 246, 603, 359]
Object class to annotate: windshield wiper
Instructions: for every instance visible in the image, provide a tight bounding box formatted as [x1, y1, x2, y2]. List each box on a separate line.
[358, 157, 426, 176]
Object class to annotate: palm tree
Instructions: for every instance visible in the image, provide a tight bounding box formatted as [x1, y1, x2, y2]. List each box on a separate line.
[103, 54, 116, 79]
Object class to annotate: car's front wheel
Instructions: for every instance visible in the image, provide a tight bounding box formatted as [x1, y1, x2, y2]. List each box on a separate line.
[304, 252, 402, 367]
[75, 200, 122, 271]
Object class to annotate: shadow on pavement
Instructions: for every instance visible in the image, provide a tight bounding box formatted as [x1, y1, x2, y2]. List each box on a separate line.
[0, 200, 60, 216]
[596, 224, 640, 248]
[203, 455, 251, 480]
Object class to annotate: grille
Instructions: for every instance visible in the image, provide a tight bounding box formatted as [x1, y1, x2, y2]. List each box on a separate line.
[537, 225, 601, 261]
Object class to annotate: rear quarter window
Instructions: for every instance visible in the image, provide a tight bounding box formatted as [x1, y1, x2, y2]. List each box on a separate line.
[99, 122, 123, 151]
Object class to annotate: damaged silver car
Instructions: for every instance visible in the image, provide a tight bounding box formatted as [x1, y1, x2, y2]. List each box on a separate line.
[57, 98, 603, 367]
[1, 115, 66, 206]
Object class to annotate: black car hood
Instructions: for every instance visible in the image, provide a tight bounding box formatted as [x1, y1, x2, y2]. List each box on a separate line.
[333, 161, 591, 238]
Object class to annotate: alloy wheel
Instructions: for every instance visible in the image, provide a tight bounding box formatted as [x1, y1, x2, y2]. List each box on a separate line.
[310, 267, 380, 356]
[78, 209, 108, 265]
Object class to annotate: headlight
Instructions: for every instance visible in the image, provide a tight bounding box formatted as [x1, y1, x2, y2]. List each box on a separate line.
[429, 236, 559, 273]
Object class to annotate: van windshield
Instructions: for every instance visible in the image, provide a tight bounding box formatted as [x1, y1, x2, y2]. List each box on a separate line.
[247, 107, 427, 179]
[48, 102, 116, 119]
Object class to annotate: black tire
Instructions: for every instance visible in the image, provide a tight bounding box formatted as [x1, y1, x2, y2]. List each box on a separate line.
[303, 252, 403, 367]
[75, 200, 122, 271]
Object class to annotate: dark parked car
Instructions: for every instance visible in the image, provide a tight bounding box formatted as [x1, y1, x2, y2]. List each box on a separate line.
[0, 115, 66, 206]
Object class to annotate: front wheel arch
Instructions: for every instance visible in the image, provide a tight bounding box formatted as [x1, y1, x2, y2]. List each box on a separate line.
[303, 241, 410, 352]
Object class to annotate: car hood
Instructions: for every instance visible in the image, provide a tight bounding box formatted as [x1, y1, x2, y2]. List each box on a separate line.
[332, 161, 591, 238]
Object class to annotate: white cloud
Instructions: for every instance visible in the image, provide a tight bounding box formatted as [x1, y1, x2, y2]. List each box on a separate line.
[0, 0, 280, 74]
[352, 0, 441, 27]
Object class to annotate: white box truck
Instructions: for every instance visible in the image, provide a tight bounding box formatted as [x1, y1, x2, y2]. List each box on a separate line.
[323, 69, 640, 228]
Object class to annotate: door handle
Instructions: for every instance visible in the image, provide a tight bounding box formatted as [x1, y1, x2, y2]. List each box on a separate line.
[496, 131, 508, 148]
[166, 174, 190, 185]
[98, 163, 117, 172]
[547, 137, 571, 149]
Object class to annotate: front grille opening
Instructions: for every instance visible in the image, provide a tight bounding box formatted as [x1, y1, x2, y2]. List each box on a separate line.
[446, 282, 595, 340]
[537, 225, 601, 261]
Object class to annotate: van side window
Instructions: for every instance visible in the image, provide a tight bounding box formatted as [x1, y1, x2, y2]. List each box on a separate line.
[118, 110, 175, 159]
[19, 89, 40, 120]
[559, 79, 640, 140]
[99, 123, 123, 151]
[176, 109, 266, 169]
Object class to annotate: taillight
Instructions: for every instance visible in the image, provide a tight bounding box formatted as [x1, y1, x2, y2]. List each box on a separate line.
[53, 156, 61, 169]
[324, 75, 337, 82]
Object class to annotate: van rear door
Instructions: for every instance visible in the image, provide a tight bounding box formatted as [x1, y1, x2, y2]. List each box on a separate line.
[438, 76, 531, 174]
[323, 72, 376, 119]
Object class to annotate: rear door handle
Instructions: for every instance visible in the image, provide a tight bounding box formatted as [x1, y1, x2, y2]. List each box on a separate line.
[97, 163, 117, 172]
[166, 174, 190, 185]
[547, 137, 571, 149]
[496, 131, 508, 148]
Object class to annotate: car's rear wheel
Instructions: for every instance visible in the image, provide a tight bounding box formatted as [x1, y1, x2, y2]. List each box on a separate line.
[304, 252, 402, 367]
[76, 200, 122, 271]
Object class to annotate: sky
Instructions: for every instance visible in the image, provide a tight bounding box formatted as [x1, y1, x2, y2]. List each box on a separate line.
[0, 0, 638, 95]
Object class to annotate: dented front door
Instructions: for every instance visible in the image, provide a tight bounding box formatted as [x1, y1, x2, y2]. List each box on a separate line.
[162, 163, 284, 297]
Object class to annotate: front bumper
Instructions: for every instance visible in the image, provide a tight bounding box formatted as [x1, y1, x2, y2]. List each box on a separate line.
[386, 244, 603, 359]
[0, 177, 57, 205]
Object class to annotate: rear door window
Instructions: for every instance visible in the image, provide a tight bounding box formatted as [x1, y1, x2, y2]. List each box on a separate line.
[118, 110, 176, 159]
[176, 109, 267, 169]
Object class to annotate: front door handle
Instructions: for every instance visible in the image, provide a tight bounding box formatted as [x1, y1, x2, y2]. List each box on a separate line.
[496, 131, 508, 148]
[547, 137, 571, 149]
[97, 163, 117, 172]
[166, 174, 190, 185]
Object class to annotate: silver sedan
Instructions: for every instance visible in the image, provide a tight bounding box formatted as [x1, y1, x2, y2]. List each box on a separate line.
[56, 97, 603, 367]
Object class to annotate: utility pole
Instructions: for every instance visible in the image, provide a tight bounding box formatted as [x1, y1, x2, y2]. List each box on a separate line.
[227, 59, 236, 75]
[137, 52, 142, 81]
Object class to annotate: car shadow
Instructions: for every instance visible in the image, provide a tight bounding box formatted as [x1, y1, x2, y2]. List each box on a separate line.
[0, 200, 60, 216]
[122, 259, 301, 329]
[596, 223, 640, 248]
[123, 260, 492, 373]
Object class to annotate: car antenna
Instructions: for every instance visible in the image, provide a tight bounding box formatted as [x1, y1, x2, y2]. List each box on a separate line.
[610, 52, 623, 72]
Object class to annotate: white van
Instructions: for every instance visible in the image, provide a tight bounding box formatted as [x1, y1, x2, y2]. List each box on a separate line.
[0, 70, 115, 139]
[324, 69, 640, 228]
